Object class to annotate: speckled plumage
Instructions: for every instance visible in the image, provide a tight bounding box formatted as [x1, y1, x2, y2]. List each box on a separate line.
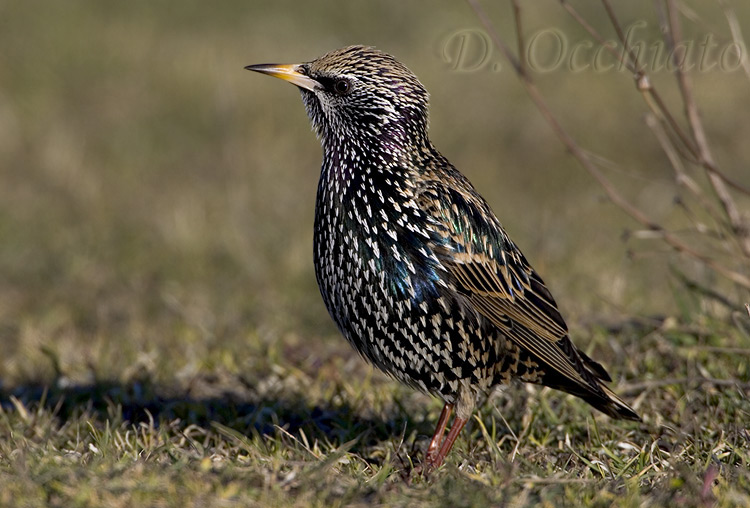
[247, 45, 639, 469]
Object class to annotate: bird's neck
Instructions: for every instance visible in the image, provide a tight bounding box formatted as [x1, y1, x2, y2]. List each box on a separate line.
[321, 120, 431, 169]
[320, 135, 430, 188]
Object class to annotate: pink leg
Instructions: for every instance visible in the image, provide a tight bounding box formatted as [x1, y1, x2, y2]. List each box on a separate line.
[428, 415, 468, 469]
[425, 403, 453, 465]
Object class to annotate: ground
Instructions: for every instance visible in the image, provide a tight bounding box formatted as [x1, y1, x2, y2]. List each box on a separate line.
[1, 319, 749, 506]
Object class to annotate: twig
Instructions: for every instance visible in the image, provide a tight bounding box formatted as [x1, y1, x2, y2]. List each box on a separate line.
[602, 0, 643, 72]
[510, 0, 527, 79]
[560, 0, 635, 73]
[645, 114, 724, 227]
[466, 0, 521, 75]
[671, 267, 738, 310]
[672, 268, 737, 310]
[664, 0, 750, 256]
[465, 0, 750, 290]
[566, 0, 750, 200]
[646, 112, 737, 249]
[564, 0, 701, 160]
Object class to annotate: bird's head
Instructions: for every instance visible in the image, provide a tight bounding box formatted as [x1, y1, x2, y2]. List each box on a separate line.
[247, 46, 430, 158]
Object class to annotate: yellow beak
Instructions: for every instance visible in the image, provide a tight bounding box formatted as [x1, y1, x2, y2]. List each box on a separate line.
[245, 63, 319, 92]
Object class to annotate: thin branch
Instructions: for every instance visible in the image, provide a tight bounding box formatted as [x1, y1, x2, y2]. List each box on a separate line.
[466, 0, 521, 75]
[572, 1, 750, 279]
[472, 3, 653, 226]
[560, 1, 634, 72]
[511, 0, 528, 78]
[566, 0, 750, 199]
[564, 1, 702, 164]
[645, 113, 728, 232]
[664, 0, 750, 256]
[650, 2, 750, 198]
[602, 0, 644, 73]
[465, 0, 750, 290]
[671, 267, 740, 309]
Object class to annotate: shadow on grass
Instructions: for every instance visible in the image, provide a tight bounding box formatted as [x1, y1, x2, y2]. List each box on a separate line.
[0, 375, 431, 458]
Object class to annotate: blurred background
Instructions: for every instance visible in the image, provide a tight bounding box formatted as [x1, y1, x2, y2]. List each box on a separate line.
[1, 0, 748, 386]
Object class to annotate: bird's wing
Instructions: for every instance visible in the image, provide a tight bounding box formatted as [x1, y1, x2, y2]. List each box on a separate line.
[417, 176, 605, 388]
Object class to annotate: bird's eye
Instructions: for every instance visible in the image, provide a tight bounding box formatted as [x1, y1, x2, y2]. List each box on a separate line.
[333, 79, 351, 95]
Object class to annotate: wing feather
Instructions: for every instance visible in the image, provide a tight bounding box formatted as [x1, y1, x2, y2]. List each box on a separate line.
[417, 177, 606, 391]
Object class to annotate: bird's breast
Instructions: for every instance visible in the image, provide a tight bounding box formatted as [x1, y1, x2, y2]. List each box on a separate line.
[312, 163, 441, 320]
[310, 162, 501, 397]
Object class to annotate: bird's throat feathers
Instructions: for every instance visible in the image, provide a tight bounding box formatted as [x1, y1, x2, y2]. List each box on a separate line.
[300, 89, 430, 170]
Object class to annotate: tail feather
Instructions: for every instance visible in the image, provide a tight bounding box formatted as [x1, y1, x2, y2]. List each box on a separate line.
[539, 367, 641, 421]
[596, 384, 641, 421]
[577, 349, 612, 382]
[505, 332, 641, 421]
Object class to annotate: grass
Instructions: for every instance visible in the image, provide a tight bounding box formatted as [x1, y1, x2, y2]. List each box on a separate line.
[2, 319, 749, 506]
[1, 1, 749, 506]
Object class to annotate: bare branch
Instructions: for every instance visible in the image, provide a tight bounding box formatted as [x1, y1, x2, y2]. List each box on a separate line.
[564, 2, 703, 164]
[510, 0, 528, 78]
[466, 0, 521, 75]
[602, 0, 644, 72]
[645, 113, 728, 231]
[560, 1, 636, 73]
[464, 0, 750, 290]
[664, 0, 750, 255]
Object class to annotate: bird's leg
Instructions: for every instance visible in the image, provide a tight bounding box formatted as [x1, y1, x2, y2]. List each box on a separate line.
[422, 386, 474, 472]
[425, 403, 453, 465]
[429, 415, 469, 469]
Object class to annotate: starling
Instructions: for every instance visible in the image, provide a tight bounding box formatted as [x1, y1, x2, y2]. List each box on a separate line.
[246, 45, 640, 470]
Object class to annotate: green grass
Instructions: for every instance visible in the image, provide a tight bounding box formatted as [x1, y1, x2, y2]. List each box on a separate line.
[1, 1, 749, 506]
[2, 320, 749, 506]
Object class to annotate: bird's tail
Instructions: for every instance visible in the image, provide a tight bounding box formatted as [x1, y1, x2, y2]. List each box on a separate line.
[586, 384, 641, 421]
[577, 351, 641, 420]
[539, 365, 641, 421]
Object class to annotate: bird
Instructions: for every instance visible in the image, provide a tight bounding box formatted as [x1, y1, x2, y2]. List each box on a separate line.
[246, 45, 640, 471]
